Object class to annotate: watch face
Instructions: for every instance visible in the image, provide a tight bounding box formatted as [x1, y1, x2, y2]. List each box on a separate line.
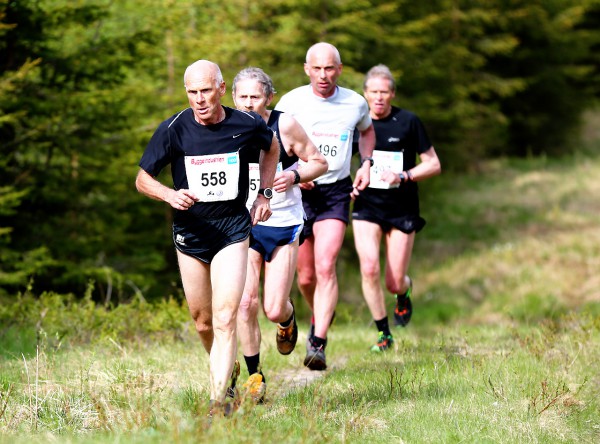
[264, 188, 273, 199]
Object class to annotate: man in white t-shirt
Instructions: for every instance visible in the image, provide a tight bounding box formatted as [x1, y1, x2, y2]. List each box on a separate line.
[275, 42, 376, 370]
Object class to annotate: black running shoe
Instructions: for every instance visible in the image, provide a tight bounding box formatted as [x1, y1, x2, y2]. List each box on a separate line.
[394, 279, 413, 327]
[370, 331, 394, 352]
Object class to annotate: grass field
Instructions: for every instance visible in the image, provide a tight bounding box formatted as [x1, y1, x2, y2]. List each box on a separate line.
[1, 152, 599, 443]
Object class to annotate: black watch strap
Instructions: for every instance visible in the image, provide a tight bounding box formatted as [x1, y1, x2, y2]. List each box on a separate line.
[361, 156, 374, 167]
[258, 188, 273, 199]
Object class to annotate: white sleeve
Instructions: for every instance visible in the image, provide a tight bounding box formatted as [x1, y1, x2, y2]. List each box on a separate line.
[274, 93, 292, 113]
[356, 97, 372, 132]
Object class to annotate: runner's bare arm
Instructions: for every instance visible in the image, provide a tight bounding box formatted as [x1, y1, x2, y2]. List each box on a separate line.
[352, 123, 376, 195]
[135, 169, 198, 210]
[275, 114, 328, 192]
[410, 146, 442, 180]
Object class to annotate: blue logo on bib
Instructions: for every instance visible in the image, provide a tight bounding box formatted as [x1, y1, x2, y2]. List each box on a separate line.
[340, 133, 348, 142]
[228, 155, 238, 164]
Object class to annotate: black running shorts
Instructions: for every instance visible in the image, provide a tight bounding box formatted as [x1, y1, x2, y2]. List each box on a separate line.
[173, 211, 251, 263]
[352, 203, 425, 234]
[301, 176, 353, 239]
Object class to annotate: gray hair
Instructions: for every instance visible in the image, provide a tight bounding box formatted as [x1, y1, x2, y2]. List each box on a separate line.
[232, 67, 276, 97]
[306, 42, 342, 65]
[183, 60, 224, 88]
[363, 64, 396, 91]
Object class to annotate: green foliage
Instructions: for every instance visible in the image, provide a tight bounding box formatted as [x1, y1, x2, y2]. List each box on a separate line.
[0, 0, 178, 298]
[0, 285, 190, 359]
[0, 0, 599, 299]
[492, 0, 600, 156]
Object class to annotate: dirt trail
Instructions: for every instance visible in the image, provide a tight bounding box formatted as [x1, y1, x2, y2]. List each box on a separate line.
[266, 356, 348, 399]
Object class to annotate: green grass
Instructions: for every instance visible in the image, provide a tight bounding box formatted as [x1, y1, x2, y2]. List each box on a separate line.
[1, 153, 600, 443]
[0, 319, 598, 443]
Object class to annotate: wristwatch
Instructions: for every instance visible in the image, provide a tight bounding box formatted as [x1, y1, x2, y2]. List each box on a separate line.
[360, 156, 374, 167]
[292, 169, 301, 185]
[258, 188, 273, 199]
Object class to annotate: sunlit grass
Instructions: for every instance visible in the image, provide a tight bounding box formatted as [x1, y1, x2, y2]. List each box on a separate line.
[1, 153, 600, 442]
[1, 313, 598, 443]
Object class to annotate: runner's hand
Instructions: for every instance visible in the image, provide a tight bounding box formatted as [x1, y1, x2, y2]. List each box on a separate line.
[299, 181, 315, 190]
[273, 171, 293, 193]
[165, 189, 198, 210]
[381, 170, 400, 185]
[250, 195, 272, 225]
[352, 163, 371, 192]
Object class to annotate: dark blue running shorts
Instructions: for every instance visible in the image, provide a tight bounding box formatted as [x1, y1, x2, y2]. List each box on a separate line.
[250, 224, 303, 262]
[173, 211, 251, 263]
[301, 176, 353, 239]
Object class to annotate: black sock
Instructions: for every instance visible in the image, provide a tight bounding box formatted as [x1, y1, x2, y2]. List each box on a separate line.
[375, 316, 392, 337]
[312, 335, 327, 348]
[244, 353, 260, 376]
[279, 310, 294, 328]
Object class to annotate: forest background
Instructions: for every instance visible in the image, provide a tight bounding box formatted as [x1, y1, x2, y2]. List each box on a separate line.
[1, 0, 599, 303]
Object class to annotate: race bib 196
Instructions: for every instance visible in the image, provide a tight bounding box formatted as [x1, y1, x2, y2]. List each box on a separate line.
[308, 124, 350, 171]
[369, 150, 403, 189]
[185, 152, 240, 202]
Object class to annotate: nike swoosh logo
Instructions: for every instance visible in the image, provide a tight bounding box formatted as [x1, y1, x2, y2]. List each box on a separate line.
[233, 134, 242, 138]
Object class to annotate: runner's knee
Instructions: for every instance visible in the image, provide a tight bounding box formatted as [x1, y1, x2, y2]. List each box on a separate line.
[263, 299, 289, 323]
[314, 260, 337, 281]
[212, 308, 237, 333]
[194, 317, 212, 336]
[238, 291, 259, 321]
[386, 275, 407, 294]
[360, 259, 380, 281]
[297, 266, 316, 289]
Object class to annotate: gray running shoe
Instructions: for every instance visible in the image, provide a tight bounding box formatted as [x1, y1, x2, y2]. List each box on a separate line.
[208, 360, 241, 418]
[209, 399, 234, 418]
[303, 337, 327, 371]
[226, 359, 240, 400]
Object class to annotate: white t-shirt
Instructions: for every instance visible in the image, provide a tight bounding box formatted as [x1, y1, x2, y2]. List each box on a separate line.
[275, 85, 371, 184]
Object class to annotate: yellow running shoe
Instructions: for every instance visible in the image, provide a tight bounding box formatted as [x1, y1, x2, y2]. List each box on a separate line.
[243, 372, 266, 404]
